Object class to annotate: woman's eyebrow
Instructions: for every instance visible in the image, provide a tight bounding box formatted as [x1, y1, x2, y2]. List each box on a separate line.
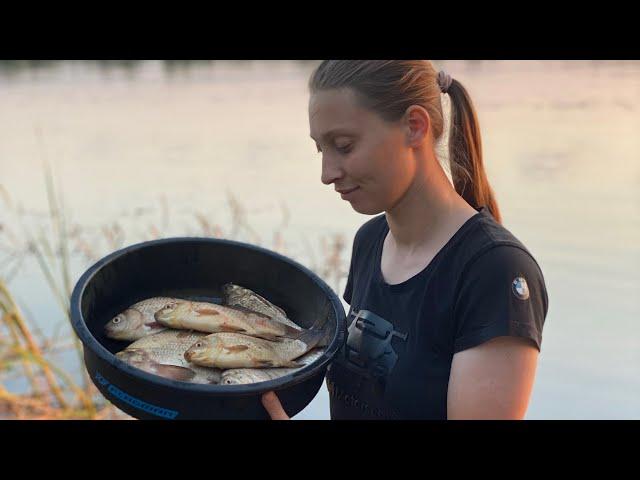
[310, 128, 355, 142]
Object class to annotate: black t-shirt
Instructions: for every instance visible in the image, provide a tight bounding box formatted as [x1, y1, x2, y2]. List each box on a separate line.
[326, 206, 549, 420]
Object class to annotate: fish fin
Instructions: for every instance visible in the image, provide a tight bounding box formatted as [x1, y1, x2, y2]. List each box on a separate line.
[295, 328, 325, 350]
[268, 302, 288, 318]
[219, 325, 247, 333]
[153, 364, 197, 382]
[254, 359, 276, 367]
[308, 314, 329, 332]
[224, 345, 249, 353]
[248, 290, 288, 317]
[177, 330, 196, 338]
[286, 360, 303, 368]
[194, 307, 220, 316]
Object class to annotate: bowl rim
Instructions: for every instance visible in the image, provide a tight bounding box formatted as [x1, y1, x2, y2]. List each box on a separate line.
[70, 236, 346, 397]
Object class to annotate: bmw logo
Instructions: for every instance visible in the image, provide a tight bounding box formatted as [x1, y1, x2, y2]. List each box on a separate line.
[512, 276, 530, 300]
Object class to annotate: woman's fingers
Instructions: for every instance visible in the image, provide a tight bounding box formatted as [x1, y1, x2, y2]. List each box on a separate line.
[261, 391, 290, 420]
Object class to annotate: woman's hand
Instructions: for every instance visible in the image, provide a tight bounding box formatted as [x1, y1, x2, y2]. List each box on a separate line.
[261, 391, 290, 420]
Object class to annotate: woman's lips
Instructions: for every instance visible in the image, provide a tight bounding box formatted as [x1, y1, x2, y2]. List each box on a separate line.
[338, 186, 359, 199]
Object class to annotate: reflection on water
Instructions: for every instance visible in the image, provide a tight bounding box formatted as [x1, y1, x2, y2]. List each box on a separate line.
[0, 60, 639, 419]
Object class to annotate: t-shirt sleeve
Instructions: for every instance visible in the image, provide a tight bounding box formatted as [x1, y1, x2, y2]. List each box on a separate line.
[452, 245, 549, 353]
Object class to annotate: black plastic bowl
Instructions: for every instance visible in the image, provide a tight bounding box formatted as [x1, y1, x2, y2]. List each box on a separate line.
[70, 237, 346, 420]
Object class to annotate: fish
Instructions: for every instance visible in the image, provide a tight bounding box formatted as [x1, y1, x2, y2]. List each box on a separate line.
[104, 297, 180, 341]
[154, 299, 303, 341]
[183, 329, 324, 369]
[220, 348, 325, 385]
[222, 283, 332, 347]
[221, 283, 301, 331]
[115, 329, 222, 384]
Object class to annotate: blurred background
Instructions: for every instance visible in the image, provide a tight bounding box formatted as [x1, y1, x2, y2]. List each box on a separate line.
[0, 60, 638, 419]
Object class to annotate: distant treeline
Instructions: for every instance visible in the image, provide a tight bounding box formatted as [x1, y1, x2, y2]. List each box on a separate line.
[0, 60, 319, 76]
[0, 60, 623, 80]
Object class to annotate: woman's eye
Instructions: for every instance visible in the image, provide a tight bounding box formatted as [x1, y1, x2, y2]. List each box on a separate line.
[337, 144, 352, 154]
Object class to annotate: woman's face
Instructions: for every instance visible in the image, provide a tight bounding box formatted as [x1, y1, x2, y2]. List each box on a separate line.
[309, 88, 417, 215]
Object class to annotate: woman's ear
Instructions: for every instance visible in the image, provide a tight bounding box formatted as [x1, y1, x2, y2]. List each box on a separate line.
[404, 105, 431, 147]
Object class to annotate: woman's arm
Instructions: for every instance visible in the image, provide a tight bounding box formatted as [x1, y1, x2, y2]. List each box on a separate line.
[447, 336, 539, 419]
[261, 391, 290, 420]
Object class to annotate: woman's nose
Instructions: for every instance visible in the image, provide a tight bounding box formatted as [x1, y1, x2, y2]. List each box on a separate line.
[320, 155, 344, 185]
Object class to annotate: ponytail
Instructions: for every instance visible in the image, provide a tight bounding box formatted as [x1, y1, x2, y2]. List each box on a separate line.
[447, 79, 502, 224]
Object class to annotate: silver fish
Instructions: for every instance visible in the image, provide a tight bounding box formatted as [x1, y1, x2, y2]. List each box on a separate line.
[154, 299, 302, 341]
[220, 348, 325, 385]
[116, 329, 222, 384]
[221, 283, 333, 347]
[221, 283, 301, 331]
[104, 297, 178, 341]
[184, 329, 324, 369]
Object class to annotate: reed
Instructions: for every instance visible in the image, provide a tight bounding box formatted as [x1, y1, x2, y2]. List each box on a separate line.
[0, 279, 119, 419]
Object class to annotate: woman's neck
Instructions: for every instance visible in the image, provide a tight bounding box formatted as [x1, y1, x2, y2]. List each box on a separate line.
[385, 154, 477, 253]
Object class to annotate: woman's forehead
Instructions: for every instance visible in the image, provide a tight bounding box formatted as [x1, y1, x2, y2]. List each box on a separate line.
[309, 89, 369, 137]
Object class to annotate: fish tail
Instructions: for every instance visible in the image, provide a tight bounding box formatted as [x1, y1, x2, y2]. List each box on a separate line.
[316, 328, 332, 348]
[283, 324, 305, 338]
[295, 328, 325, 350]
[153, 364, 197, 382]
[287, 314, 329, 346]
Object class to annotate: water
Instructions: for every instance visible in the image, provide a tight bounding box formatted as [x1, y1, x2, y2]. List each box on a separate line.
[1, 60, 638, 419]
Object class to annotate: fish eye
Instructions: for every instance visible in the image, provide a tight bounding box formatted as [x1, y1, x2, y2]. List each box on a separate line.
[195, 342, 202, 348]
[112, 316, 121, 324]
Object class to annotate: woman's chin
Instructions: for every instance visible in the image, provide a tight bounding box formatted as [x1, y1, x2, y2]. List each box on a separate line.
[350, 200, 383, 216]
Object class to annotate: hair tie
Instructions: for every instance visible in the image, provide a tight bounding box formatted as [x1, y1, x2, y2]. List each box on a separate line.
[437, 70, 453, 94]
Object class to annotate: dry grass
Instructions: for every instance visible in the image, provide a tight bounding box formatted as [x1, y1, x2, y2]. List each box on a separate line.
[0, 150, 349, 420]
[0, 279, 129, 419]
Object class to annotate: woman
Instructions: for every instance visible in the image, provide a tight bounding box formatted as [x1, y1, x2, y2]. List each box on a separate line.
[262, 60, 548, 420]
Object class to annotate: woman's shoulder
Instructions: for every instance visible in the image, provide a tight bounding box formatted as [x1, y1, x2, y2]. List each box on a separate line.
[466, 211, 542, 272]
[353, 213, 387, 248]
[454, 211, 548, 310]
